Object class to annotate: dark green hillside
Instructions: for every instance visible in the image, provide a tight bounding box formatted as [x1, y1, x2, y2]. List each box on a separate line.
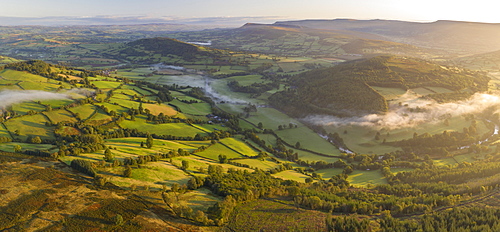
[270, 55, 489, 116]
[127, 37, 208, 58]
[107, 37, 219, 62]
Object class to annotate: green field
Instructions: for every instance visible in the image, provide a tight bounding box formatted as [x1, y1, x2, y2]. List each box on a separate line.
[245, 107, 300, 129]
[120, 116, 205, 137]
[315, 168, 344, 179]
[4, 114, 54, 140]
[347, 170, 387, 187]
[220, 137, 260, 157]
[0, 123, 11, 138]
[91, 81, 122, 89]
[194, 142, 244, 160]
[433, 157, 458, 166]
[0, 142, 55, 153]
[170, 90, 202, 101]
[0, 69, 47, 82]
[44, 109, 77, 123]
[96, 102, 129, 114]
[232, 158, 282, 170]
[108, 96, 141, 109]
[293, 148, 340, 163]
[68, 105, 96, 120]
[225, 74, 266, 85]
[144, 103, 178, 116]
[274, 126, 341, 156]
[272, 170, 313, 183]
[170, 99, 212, 115]
[39, 99, 74, 108]
[153, 75, 205, 87]
[105, 137, 211, 153]
[11, 102, 46, 115]
[453, 153, 477, 163]
[18, 81, 60, 91]
[108, 161, 191, 190]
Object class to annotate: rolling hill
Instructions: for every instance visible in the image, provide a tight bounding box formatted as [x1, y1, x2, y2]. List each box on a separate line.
[103, 37, 221, 62]
[270, 55, 489, 117]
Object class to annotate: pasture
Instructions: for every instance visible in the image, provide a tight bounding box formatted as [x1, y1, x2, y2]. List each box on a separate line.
[170, 100, 211, 115]
[0, 142, 55, 153]
[219, 137, 260, 157]
[143, 103, 178, 116]
[120, 116, 205, 137]
[11, 102, 46, 115]
[232, 158, 282, 170]
[272, 170, 314, 183]
[347, 170, 387, 188]
[68, 105, 97, 121]
[194, 143, 244, 160]
[4, 114, 54, 141]
[43, 109, 77, 123]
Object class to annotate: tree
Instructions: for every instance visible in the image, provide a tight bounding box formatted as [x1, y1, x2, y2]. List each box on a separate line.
[193, 210, 211, 225]
[257, 122, 263, 129]
[295, 142, 301, 149]
[326, 215, 371, 232]
[182, 160, 189, 170]
[104, 148, 114, 162]
[114, 214, 124, 226]
[218, 154, 228, 164]
[14, 144, 22, 153]
[343, 165, 354, 174]
[146, 134, 153, 148]
[124, 165, 132, 177]
[31, 136, 42, 144]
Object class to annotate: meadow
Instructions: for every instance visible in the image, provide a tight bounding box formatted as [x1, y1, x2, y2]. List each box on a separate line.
[120, 117, 206, 137]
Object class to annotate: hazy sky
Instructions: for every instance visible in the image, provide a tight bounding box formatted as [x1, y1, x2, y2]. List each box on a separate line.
[0, 0, 498, 24]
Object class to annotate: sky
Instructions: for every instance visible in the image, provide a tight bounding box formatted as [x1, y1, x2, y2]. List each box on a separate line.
[0, 0, 499, 25]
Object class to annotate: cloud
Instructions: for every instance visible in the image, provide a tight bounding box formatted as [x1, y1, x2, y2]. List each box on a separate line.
[305, 91, 500, 130]
[0, 90, 69, 111]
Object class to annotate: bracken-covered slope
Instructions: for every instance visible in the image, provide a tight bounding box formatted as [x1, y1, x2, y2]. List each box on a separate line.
[270, 55, 490, 117]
